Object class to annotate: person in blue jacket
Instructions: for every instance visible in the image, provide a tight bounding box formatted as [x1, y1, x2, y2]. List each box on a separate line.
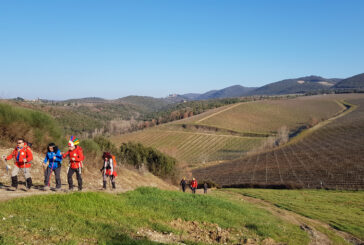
[43, 143, 62, 191]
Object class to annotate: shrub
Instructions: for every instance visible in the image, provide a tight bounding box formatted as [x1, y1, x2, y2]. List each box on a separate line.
[0, 103, 65, 151]
[119, 142, 176, 177]
[93, 136, 118, 155]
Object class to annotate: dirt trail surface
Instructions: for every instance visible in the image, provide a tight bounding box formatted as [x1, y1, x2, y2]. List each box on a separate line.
[196, 102, 243, 123]
[0, 147, 176, 202]
[225, 191, 363, 245]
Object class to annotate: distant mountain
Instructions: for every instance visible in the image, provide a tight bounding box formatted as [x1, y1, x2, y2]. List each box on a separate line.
[62, 97, 107, 103]
[181, 85, 257, 100]
[250, 76, 340, 95]
[333, 73, 364, 89]
[180, 93, 201, 100]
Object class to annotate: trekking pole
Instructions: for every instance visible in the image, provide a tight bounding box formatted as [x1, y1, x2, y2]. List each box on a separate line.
[2, 155, 11, 178]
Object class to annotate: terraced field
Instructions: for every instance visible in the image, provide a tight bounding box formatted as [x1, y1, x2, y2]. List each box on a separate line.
[193, 95, 364, 190]
[113, 94, 357, 166]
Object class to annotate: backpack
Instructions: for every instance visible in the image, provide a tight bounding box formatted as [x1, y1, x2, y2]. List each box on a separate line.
[111, 155, 117, 168]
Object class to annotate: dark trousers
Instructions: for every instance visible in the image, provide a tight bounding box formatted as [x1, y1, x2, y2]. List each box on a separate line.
[68, 168, 82, 190]
[191, 187, 196, 194]
[44, 167, 61, 189]
[181, 185, 186, 192]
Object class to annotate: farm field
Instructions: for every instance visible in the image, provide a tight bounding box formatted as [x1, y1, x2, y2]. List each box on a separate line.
[226, 189, 364, 241]
[178, 94, 346, 135]
[113, 94, 357, 166]
[115, 129, 263, 164]
[193, 95, 364, 190]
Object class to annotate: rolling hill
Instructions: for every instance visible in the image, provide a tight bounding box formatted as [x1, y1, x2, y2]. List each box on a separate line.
[112, 94, 347, 166]
[250, 76, 340, 95]
[193, 93, 364, 190]
[333, 73, 364, 89]
[182, 85, 257, 100]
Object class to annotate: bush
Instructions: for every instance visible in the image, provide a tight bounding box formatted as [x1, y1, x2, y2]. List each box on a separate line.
[93, 136, 118, 155]
[119, 142, 176, 177]
[78, 137, 119, 168]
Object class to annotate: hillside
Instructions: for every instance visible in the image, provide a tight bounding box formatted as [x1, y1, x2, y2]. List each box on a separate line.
[181, 95, 343, 134]
[112, 95, 347, 166]
[193, 94, 364, 190]
[250, 76, 339, 95]
[0, 145, 175, 201]
[116, 96, 173, 112]
[182, 85, 257, 100]
[333, 73, 364, 89]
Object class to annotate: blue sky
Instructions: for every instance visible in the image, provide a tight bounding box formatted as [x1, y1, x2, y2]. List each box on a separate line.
[1, 0, 363, 100]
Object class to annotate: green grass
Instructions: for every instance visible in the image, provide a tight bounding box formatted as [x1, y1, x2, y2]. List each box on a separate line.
[0, 188, 309, 244]
[228, 189, 364, 240]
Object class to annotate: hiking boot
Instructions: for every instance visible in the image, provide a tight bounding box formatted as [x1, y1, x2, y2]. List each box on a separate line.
[43, 186, 50, 191]
[11, 176, 18, 189]
[26, 178, 33, 189]
[103, 181, 107, 189]
[112, 182, 116, 189]
[55, 188, 62, 192]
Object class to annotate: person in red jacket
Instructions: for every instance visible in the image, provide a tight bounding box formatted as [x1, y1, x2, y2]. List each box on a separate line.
[100, 152, 117, 190]
[190, 177, 198, 194]
[4, 138, 33, 190]
[62, 136, 84, 191]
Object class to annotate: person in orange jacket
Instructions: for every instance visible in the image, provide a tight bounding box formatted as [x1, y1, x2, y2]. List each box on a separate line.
[62, 136, 84, 191]
[4, 138, 33, 190]
[190, 177, 198, 194]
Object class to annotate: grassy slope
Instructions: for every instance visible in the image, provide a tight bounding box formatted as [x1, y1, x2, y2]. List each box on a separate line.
[0, 188, 309, 244]
[0, 102, 65, 151]
[230, 189, 364, 240]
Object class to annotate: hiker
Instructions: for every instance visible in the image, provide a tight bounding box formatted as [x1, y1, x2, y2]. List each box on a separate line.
[190, 177, 197, 194]
[4, 138, 33, 190]
[100, 152, 117, 190]
[62, 136, 84, 191]
[203, 182, 208, 194]
[180, 177, 187, 192]
[43, 143, 62, 191]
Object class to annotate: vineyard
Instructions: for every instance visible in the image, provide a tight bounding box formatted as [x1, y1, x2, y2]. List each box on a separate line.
[182, 95, 345, 134]
[193, 96, 364, 190]
[116, 129, 263, 164]
[113, 95, 351, 166]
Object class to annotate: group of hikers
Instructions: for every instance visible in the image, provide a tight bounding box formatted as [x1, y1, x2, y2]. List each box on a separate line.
[180, 177, 209, 194]
[2, 136, 210, 194]
[2, 137, 117, 191]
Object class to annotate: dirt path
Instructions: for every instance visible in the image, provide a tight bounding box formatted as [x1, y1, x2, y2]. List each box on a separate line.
[163, 130, 262, 139]
[225, 191, 363, 245]
[196, 102, 243, 123]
